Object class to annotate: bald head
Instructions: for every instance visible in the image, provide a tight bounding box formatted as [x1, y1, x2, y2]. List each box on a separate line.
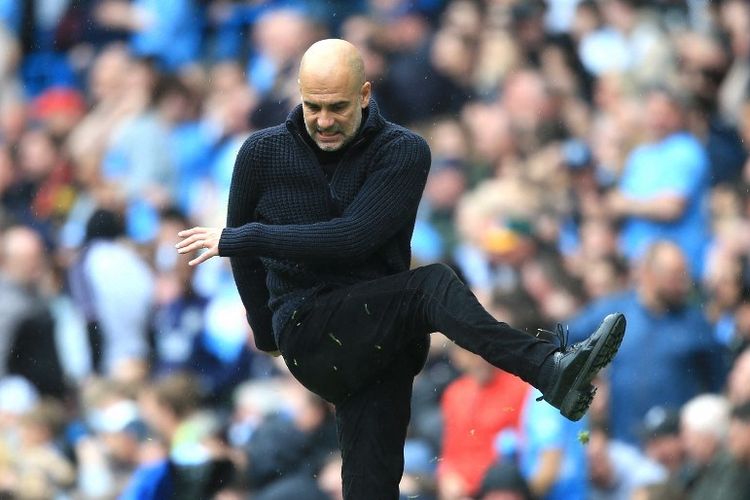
[298, 39, 371, 152]
[642, 241, 687, 273]
[299, 39, 365, 92]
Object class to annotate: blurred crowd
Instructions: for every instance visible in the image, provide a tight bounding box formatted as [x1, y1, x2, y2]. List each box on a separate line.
[0, 0, 750, 499]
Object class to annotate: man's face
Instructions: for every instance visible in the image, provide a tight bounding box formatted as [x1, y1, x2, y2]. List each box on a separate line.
[643, 248, 690, 312]
[645, 92, 684, 141]
[645, 435, 684, 473]
[652, 268, 690, 312]
[681, 426, 720, 466]
[300, 73, 370, 152]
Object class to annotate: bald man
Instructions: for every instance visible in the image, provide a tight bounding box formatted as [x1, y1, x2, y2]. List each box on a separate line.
[177, 39, 626, 499]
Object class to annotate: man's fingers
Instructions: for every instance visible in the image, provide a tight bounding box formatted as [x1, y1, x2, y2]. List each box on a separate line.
[177, 227, 205, 238]
[188, 250, 215, 266]
[175, 234, 195, 249]
[176, 232, 208, 250]
[178, 240, 204, 254]
[176, 235, 204, 252]
[177, 227, 220, 263]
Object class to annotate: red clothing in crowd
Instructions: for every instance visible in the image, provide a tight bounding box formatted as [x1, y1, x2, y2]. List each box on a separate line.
[438, 369, 530, 495]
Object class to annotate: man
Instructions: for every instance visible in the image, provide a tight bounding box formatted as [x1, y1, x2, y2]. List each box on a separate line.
[121, 373, 235, 500]
[437, 347, 529, 497]
[718, 400, 750, 497]
[0, 225, 65, 397]
[68, 209, 154, 376]
[639, 405, 685, 476]
[606, 86, 710, 277]
[679, 393, 731, 498]
[566, 241, 727, 445]
[176, 39, 626, 498]
[586, 422, 667, 500]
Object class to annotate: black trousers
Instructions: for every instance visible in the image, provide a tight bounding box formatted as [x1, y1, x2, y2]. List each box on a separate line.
[277, 263, 557, 499]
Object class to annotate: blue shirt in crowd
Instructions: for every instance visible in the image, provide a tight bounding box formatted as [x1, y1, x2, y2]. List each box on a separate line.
[566, 290, 728, 445]
[619, 132, 710, 277]
[519, 389, 588, 500]
[130, 0, 202, 70]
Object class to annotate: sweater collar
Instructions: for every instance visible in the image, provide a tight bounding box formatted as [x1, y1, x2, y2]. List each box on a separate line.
[285, 98, 386, 141]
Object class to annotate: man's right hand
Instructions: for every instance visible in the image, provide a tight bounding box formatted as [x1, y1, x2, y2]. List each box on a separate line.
[176, 226, 223, 266]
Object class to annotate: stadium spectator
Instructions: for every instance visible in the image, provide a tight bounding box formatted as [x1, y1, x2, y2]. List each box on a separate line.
[68, 208, 154, 377]
[437, 347, 528, 499]
[638, 405, 685, 477]
[605, 86, 711, 277]
[0, 225, 65, 397]
[566, 240, 727, 444]
[586, 421, 667, 500]
[679, 393, 731, 498]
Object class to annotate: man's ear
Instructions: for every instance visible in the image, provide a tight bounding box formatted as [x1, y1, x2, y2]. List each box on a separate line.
[360, 81, 371, 108]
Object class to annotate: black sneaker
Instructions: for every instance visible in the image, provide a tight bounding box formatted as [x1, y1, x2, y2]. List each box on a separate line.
[538, 313, 626, 421]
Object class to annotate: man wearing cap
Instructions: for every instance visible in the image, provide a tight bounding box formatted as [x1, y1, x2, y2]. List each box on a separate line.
[639, 405, 684, 475]
[176, 39, 626, 498]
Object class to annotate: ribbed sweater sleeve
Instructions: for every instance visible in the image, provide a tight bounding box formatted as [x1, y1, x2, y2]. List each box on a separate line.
[225, 139, 277, 352]
[219, 134, 431, 263]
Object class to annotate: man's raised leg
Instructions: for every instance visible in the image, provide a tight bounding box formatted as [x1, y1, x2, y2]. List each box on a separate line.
[279, 262, 625, 422]
[402, 263, 626, 421]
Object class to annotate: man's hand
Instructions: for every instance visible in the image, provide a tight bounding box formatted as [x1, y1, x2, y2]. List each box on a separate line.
[605, 189, 686, 222]
[176, 227, 223, 266]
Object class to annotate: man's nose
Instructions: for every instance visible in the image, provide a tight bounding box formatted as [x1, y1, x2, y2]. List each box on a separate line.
[317, 112, 334, 130]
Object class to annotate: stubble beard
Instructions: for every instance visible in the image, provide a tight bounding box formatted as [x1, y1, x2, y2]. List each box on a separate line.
[306, 107, 362, 152]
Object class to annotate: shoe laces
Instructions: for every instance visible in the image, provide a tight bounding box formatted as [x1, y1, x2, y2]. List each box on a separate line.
[535, 323, 570, 403]
[536, 323, 569, 350]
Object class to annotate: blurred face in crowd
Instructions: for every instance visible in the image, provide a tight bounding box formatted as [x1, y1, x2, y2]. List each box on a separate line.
[299, 39, 371, 152]
[644, 91, 685, 142]
[424, 163, 466, 209]
[18, 129, 58, 182]
[640, 242, 690, 312]
[138, 389, 174, 441]
[89, 45, 130, 102]
[587, 429, 615, 488]
[450, 345, 495, 384]
[579, 219, 618, 260]
[0, 226, 45, 288]
[705, 252, 743, 311]
[583, 258, 624, 300]
[681, 423, 722, 466]
[644, 434, 684, 474]
[572, 1, 602, 41]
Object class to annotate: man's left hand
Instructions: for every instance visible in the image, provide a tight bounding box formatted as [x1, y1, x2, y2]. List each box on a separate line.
[176, 226, 223, 266]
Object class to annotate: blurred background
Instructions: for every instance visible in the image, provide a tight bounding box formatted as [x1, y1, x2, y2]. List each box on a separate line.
[0, 0, 749, 499]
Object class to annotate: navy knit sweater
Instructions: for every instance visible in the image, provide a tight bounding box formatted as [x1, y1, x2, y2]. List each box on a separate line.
[218, 100, 431, 351]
